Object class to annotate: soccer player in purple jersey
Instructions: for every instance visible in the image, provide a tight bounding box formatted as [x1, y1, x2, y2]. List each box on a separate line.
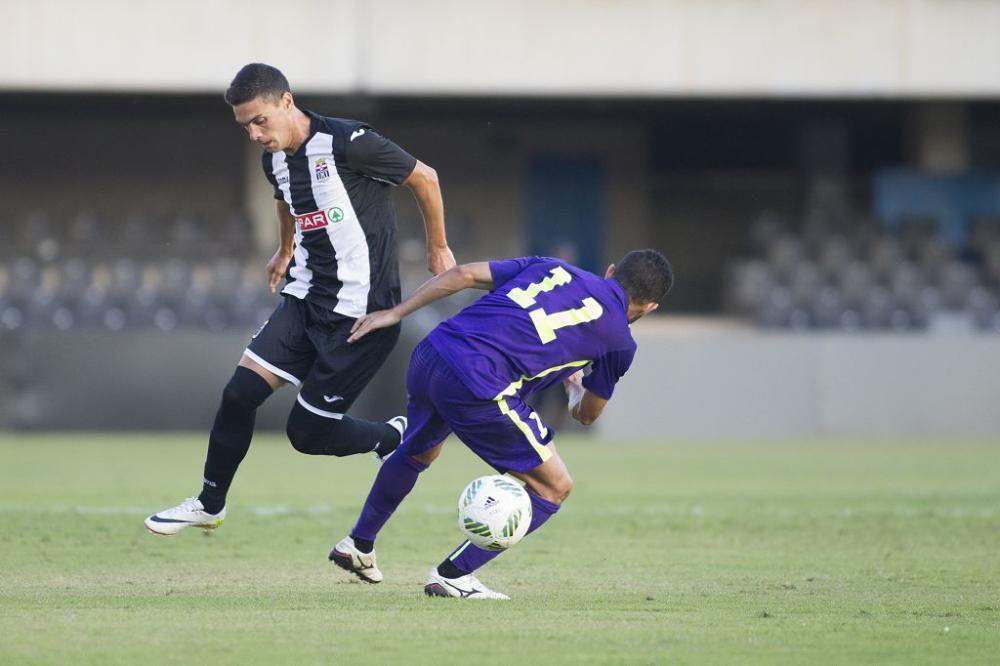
[329, 250, 673, 599]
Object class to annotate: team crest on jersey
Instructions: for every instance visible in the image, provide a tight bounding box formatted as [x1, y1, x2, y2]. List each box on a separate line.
[314, 159, 330, 181]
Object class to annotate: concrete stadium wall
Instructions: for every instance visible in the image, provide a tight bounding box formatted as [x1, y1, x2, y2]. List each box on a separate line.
[5, 0, 1000, 97]
[0, 107, 245, 215]
[2, 322, 998, 438]
[0, 328, 413, 432]
[600, 320, 1000, 439]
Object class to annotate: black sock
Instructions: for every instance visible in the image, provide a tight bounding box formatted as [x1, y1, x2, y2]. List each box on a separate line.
[351, 536, 375, 553]
[437, 559, 469, 579]
[198, 367, 273, 513]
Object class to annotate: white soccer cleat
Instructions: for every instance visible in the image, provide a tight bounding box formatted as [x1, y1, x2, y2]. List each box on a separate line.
[374, 415, 408, 462]
[329, 536, 384, 583]
[144, 497, 226, 536]
[423, 567, 510, 600]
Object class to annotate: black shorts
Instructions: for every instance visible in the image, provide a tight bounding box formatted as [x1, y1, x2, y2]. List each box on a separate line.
[244, 296, 400, 418]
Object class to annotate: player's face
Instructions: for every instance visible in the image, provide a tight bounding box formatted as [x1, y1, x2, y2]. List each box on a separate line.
[232, 93, 294, 152]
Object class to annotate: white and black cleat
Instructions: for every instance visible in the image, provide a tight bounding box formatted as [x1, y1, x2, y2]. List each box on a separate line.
[144, 497, 226, 536]
[329, 536, 384, 583]
[423, 567, 510, 600]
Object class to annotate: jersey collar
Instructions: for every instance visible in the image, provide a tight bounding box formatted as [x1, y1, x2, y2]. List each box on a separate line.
[288, 110, 321, 156]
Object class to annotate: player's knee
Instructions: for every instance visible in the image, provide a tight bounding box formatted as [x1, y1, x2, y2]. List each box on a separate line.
[221, 367, 273, 411]
[411, 443, 444, 466]
[285, 419, 316, 454]
[552, 473, 574, 504]
[530, 472, 573, 505]
[285, 409, 353, 457]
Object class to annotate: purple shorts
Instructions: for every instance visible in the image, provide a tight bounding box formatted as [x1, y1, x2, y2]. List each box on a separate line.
[398, 339, 555, 473]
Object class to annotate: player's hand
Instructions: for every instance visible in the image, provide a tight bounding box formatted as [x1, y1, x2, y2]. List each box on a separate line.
[427, 245, 456, 276]
[266, 250, 292, 294]
[563, 370, 585, 416]
[563, 370, 584, 392]
[349, 308, 402, 343]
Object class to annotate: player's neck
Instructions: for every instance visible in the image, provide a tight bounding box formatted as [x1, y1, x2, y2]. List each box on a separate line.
[285, 108, 312, 154]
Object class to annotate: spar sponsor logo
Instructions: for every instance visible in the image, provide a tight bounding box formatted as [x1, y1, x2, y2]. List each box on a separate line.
[295, 207, 344, 232]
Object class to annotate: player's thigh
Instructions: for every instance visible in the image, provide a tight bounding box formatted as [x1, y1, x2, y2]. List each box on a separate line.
[243, 296, 315, 388]
[297, 316, 400, 416]
[442, 393, 557, 477]
[397, 340, 454, 463]
[238, 354, 287, 391]
[399, 399, 451, 465]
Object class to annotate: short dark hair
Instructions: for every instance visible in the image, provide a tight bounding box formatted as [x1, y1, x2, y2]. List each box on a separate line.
[613, 249, 674, 305]
[224, 63, 291, 106]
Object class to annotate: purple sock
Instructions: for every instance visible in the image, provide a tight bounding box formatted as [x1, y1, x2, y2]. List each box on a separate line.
[350, 454, 429, 543]
[448, 490, 561, 575]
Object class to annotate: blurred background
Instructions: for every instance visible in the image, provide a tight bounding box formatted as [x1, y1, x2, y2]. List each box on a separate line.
[1, 0, 998, 437]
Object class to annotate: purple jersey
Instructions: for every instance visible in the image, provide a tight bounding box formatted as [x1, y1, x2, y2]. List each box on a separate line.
[426, 257, 637, 401]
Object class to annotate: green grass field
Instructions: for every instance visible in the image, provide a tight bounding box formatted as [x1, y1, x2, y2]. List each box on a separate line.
[1, 434, 998, 665]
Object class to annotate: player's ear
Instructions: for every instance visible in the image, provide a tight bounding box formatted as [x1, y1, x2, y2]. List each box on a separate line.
[280, 91, 294, 109]
[644, 302, 659, 315]
[604, 263, 616, 278]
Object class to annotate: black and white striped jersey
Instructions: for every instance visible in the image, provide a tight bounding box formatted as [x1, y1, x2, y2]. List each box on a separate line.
[262, 111, 417, 317]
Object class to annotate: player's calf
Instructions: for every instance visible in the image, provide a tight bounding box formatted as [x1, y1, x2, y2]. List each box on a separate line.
[285, 403, 402, 458]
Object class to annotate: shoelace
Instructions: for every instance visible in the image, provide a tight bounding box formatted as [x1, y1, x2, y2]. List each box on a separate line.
[176, 497, 202, 513]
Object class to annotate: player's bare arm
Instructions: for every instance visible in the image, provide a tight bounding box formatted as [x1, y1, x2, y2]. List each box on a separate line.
[563, 370, 609, 426]
[266, 200, 296, 293]
[348, 262, 493, 343]
[403, 160, 455, 275]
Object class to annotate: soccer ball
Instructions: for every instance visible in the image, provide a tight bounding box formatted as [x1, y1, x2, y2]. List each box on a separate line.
[457, 475, 532, 551]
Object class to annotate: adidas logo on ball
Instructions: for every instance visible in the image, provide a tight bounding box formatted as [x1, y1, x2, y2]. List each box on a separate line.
[457, 476, 533, 551]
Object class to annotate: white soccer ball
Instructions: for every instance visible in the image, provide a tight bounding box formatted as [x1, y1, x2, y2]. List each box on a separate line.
[457, 475, 533, 551]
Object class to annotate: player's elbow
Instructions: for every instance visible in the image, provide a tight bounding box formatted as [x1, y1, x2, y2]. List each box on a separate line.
[575, 403, 606, 426]
[411, 161, 439, 188]
[574, 393, 607, 427]
[570, 407, 594, 426]
[422, 164, 439, 186]
[454, 263, 481, 288]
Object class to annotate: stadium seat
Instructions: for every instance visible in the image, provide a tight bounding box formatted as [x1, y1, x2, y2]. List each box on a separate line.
[727, 209, 1000, 331]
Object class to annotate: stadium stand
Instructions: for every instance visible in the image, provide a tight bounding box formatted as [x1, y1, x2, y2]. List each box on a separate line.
[727, 211, 1000, 332]
[0, 208, 273, 332]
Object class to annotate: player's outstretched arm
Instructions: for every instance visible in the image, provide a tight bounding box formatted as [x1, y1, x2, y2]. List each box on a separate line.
[348, 262, 493, 343]
[403, 161, 455, 275]
[563, 371, 609, 426]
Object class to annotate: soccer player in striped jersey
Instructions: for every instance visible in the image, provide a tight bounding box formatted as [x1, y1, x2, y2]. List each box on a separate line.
[329, 250, 673, 598]
[145, 63, 455, 535]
